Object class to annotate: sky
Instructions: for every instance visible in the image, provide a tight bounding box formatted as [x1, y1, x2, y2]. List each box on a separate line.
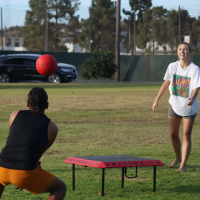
[0, 0, 199, 28]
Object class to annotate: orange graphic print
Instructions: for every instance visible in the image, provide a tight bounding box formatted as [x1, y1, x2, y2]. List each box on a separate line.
[171, 75, 191, 98]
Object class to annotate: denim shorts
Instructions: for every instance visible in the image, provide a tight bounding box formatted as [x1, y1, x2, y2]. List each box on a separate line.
[168, 105, 196, 119]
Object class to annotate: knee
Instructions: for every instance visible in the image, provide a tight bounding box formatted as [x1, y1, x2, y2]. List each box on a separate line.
[60, 181, 67, 192]
[52, 180, 66, 197]
[170, 132, 179, 139]
[44, 177, 67, 195]
[183, 133, 191, 141]
[58, 180, 67, 197]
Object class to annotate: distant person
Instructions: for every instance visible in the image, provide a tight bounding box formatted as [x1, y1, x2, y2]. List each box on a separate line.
[152, 42, 200, 172]
[0, 87, 66, 199]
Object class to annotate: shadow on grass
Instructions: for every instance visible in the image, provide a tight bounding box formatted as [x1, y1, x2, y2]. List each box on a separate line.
[49, 166, 100, 172]
[170, 185, 200, 193]
[187, 164, 200, 171]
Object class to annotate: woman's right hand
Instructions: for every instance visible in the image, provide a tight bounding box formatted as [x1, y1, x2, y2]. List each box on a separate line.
[152, 101, 158, 113]
[151, 81, 170, 114]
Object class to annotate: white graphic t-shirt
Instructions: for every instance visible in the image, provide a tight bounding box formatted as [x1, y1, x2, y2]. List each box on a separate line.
[164, 61, 200, 116]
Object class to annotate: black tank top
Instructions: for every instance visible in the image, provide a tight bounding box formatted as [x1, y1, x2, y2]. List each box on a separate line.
[0, 110, 50, 170]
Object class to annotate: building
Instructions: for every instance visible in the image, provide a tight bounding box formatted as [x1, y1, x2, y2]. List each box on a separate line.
[0, 26, 27, 51]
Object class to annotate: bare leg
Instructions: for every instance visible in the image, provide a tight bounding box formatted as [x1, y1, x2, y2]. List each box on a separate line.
[0, 183, 4, 199]
[42, 176, 66, 200]
[168, 117, 182, 168]
[177, 118, 194, 172]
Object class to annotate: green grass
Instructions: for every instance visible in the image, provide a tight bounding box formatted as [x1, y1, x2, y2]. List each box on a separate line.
[1, 82, 200, 199]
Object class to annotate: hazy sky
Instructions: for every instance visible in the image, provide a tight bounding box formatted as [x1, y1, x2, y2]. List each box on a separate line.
[0, 0, 199, 27]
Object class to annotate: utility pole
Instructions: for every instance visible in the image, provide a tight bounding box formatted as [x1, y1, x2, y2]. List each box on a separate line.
[1, 7, 3, 51]
[55, 2, 58, 52]
[134, 5, 136, 55]
[115, 0, 121, 82]
[89, 7, 92, 53]
[179, 5, 181, 43]
[153, 37, 154, 55]
[129, 17, 130, 54]
[45, 9, 48, 52]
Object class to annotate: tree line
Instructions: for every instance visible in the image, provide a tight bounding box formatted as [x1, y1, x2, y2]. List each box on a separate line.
[11, 0, 200, 54]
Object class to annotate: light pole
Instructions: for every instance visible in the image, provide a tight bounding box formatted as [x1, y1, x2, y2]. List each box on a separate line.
[89, 7, 92, 53]
[129, 17, 130, 53]
[115, 0, 121, 82]
[179, 5, 181, 43]
[134, 5, 136, 55]
[130, 0, 136, 55]
[45, 9, 48, 52]
[1, 7, 3, 51]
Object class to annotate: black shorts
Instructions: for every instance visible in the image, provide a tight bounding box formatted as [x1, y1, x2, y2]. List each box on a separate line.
[168, 105, 196, 119]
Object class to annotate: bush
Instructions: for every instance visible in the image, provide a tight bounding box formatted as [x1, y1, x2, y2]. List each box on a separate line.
[82, 50, 117, 81]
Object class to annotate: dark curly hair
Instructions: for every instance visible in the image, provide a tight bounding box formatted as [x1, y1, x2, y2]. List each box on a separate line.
[28, 87, 48, 113]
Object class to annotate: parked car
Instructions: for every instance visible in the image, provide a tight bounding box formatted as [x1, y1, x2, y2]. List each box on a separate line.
[0, 54, 78, 83]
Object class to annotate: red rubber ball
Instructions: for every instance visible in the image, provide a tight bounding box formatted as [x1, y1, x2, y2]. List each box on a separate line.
[36, 54, 57, 76]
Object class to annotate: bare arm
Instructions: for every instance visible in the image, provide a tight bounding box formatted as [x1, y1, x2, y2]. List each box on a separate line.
[188, 87, 200, 106]
[152, 81, 170, 113]
[8, 110, 20, 130]
[42, 120, 58, 153]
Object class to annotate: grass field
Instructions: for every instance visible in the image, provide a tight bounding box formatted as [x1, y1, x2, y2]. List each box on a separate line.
[1, 82, 200, 200]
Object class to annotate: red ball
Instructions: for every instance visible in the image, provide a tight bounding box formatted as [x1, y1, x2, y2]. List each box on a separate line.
[36, 54, 57, 76]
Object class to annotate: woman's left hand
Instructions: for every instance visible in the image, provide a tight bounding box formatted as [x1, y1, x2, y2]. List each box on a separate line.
[188, 97, 194, 106]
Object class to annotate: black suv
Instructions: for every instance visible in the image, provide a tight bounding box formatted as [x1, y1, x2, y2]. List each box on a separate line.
[0, 54, 78, 83]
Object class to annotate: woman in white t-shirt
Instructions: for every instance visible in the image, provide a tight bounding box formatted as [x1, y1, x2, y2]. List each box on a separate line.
[152, 42, 200, 172]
